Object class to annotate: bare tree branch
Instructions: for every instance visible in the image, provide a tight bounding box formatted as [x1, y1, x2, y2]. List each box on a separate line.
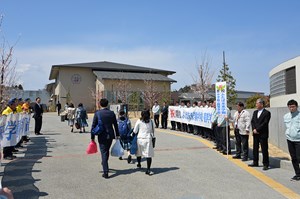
[191, 51, 215, 101]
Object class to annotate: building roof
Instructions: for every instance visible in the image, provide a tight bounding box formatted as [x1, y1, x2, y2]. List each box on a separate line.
[49, 61, 176, 80]
[94, 71, 177, 82]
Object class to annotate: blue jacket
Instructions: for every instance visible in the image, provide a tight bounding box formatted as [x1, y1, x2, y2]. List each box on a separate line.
[91, 108, 119, 141]
[284, 110, 300, 142]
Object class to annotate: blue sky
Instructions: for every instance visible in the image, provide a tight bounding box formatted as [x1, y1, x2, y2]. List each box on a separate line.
[1, 0, 300, 94]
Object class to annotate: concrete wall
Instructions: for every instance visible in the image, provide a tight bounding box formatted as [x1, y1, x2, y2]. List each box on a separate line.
[232, 107, 290, 153]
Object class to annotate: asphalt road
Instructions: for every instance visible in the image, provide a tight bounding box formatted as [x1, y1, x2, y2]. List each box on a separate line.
[0, 112, 299, 199]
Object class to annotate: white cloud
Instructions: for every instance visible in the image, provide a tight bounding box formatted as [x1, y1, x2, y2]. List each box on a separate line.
[13, 46, 184, 90]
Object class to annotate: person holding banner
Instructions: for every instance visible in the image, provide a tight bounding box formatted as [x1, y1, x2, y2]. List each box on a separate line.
[217, 107, 231, 155]
[175, 102, 182, 131]
[16, 98, 23, 113]
[22, 98, 31, 113]
[180, 101, 187, 132]
[15, 98, 25, 148]
[33, 97, 43, 135]
[2, 98, 17, 160]
[249, 98, 271, 170]
[21, 98, 31, 143]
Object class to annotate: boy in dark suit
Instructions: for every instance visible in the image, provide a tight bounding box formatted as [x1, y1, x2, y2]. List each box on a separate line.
[91, 98, 120, 179]
[249, 98, 271, 170]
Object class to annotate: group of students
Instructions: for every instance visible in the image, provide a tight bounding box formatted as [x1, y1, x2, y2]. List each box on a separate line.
[91, 99, 155, 179]
[60, 102, 89, 133]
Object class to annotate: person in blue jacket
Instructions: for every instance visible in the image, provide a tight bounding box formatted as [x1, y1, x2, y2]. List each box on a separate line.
[284, 99, 300, 181]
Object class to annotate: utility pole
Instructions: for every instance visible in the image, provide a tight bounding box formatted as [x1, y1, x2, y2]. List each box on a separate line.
[223, 51, 226, 81]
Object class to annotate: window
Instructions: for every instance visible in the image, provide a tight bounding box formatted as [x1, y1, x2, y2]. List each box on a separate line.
[270, 71, 285, 97]
[285, 66, 296, 94]
[270, 66, 296, 97]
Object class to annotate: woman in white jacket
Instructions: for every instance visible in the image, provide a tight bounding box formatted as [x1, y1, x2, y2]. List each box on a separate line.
[133, 109, 155, 175]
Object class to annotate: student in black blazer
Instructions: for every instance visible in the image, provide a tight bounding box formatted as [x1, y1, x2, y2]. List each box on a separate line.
[249, 98, 271, 170]
[33, 97, 43, 135]
[91, 98, 120, 179]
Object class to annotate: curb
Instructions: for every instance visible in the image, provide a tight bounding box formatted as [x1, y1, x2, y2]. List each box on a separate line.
[230, 139, 293, 171]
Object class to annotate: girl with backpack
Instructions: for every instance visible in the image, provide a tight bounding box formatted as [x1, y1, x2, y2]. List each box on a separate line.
[75, 103, 88, 133]
[117, 110, 133, 163]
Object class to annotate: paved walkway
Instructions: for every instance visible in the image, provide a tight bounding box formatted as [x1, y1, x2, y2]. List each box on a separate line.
[0, 112, 299, 199]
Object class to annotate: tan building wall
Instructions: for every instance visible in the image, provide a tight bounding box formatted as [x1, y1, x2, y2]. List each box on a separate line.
[52, 65, 174, 112]
[55, 68, 96, 111]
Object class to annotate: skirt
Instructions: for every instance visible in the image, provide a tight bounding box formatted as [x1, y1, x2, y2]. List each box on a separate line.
[136, 138, 154, 158]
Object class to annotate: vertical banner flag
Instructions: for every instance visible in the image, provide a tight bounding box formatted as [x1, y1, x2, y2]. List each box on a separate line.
[215, 82, 227, 116]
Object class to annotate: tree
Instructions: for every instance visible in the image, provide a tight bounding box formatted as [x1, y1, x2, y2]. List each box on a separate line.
[217, 51, 237, 105]
[178, 85, 192, 93]
[141, 77, 161, 110]
[191, 52, 215, 101]
[115, 77, 132, 104]
[0, 15, 19, 102]
[246, 94, 270, 108]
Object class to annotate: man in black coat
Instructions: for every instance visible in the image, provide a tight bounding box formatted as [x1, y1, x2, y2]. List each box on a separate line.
[91, 98, 119, 179]
[56, 101, 61, 116]
[161, 101, 168, 129]
[249, 98, 271, 170]
[33, 97, 43, 135]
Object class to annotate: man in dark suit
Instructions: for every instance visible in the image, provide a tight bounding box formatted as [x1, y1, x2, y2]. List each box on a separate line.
[56, 101, 61, 116]
[33, 97, 43, 135]
[249, 98, 271, 170]
[91, 98, 120, 179]
[161, 101, 168, 129]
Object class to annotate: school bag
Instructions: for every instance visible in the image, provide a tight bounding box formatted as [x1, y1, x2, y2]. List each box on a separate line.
[91, 111, 105, 135]
[118, 118, 130, 139]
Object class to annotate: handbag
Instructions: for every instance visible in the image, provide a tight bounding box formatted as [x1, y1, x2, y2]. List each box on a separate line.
[86, 140, 98, 154]
[130, 133, 138, 155]
[152, 137, 156, 148]
[111, 139, 124, 157]
[91, 111, 105, 135]
[75, 122, 81, 129]
[151, 120, 156, 148]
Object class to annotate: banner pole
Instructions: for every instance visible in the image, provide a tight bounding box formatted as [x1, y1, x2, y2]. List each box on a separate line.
[226, 120, 229, 158]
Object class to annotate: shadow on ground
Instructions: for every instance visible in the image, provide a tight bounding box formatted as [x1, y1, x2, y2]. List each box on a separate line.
[2, 136, 50, 199]
[108, 166, 179, 178]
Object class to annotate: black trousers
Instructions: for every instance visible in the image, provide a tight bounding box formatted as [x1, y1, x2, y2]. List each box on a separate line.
[182, 123, 188, 132]
[34, 116, 43, 134]
[234, 129, 249, 158]
[176, 122, 181, 131]
[161, 115, 168, 128]
[3, 146, 13, 158]
[221, 126, 231, 153]
[188, 124, 193, 133]
[253, 135, 269, 166]
[287, 140, 300, 176]
[98, 137, 113, 174]
[154, 114, 159, 128]
[216, 126, 222, 148]
[171, 121, 176, 130]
